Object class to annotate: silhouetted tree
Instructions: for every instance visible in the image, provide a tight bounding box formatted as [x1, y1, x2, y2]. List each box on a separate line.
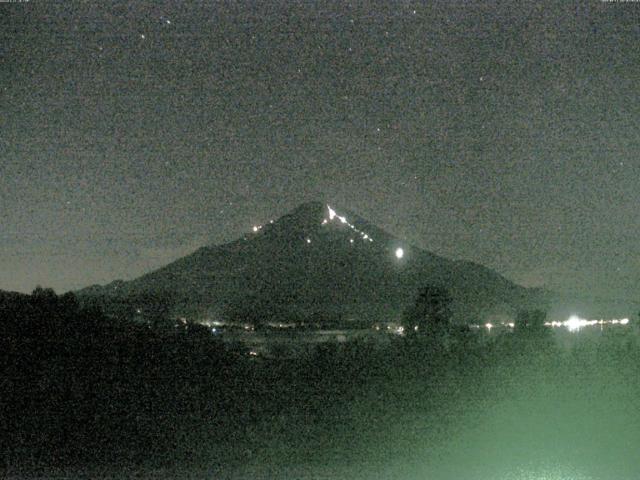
[404, 285, 453, 337]
[515, 309, 547, 332]
[513, 309, 553, 350]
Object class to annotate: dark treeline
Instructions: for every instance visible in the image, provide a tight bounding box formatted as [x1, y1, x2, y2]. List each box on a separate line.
[1, 288, 404, 473]
[1, 287, 238, 472]
[0, 286, 606, 478]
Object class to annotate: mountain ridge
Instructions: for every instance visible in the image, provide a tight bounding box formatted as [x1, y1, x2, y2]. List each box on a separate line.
[77, 201, 549, 324]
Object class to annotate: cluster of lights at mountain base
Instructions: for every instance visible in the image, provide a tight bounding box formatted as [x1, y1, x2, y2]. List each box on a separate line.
[470, 322, 513, 330]
[325, 205, 374, 244]
[470, 316, 629, 332]
[546, 315, 629, 332]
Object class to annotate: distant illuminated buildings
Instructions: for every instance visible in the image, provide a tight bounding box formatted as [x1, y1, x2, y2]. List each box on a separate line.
[471, 316, 631, 333]
[546, 315, 630, 332]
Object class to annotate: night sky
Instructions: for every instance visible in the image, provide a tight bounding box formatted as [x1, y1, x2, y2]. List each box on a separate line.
[2, 1, 640, 306]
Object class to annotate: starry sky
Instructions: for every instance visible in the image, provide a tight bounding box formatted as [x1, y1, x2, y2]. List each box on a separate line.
[2, 1, 640, 308]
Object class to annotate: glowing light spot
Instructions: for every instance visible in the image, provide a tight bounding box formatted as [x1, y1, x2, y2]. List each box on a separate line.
[350, 239, 354, 244]
[552, 316, 629, 331]
[565, 315, 587, 332]
[306, 238, 311, 244]
[328, 206, 336, 220]
[395, 247, 404, 259]
[485, 322, 493, 330]
[252, 226, 259, 232]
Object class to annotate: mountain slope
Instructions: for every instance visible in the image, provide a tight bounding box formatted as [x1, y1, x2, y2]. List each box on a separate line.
[78, 201, 548, 323]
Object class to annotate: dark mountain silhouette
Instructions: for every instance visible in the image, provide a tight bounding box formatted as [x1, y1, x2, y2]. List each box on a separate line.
[77, 201, 548, 324]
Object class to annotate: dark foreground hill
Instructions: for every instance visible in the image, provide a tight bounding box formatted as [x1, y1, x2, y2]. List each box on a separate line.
[78, 201, 547, 324]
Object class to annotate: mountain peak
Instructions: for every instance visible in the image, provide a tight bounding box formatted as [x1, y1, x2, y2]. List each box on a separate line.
[268, 201, 377, 244]
[77, 201, 546, 323]
[288, 201, 327, 221]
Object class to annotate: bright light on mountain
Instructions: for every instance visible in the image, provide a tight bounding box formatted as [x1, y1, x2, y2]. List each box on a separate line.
[326, 204, 374, 242]
[395, 247, 404, 259]
[327, 205, 347, 223]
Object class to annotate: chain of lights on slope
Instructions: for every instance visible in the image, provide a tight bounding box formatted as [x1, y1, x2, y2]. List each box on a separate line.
[324, 205, 374, 244]
[251, 205, 375, 245]
[323, 206, 404, 259]
[472, 316, 630, 332]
